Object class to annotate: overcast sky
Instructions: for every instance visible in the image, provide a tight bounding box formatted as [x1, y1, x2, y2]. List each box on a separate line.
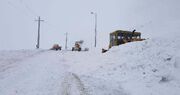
[0, 0, 180, 50]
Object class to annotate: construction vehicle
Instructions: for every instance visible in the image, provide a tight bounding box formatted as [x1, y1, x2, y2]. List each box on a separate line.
[109, 29, 145, 48]
[50, 44, 62, 51]
[72, 40, 83, 51]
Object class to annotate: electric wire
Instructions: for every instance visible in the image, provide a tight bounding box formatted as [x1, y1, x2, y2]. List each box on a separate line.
[6, 0, 33, 18]
[5, 0, 69, 35]
[18, 0, 62, 33]
[19, 0, 38, 17]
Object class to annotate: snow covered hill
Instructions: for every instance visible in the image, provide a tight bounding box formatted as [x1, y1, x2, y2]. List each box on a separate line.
[86, 38, 180, 95]
[0, 37, 180, 95]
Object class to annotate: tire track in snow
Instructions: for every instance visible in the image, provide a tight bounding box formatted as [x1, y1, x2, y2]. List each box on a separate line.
[60, 72, 89, 95]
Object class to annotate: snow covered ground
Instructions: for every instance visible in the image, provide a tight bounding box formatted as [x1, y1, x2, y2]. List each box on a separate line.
[0, 0, 180, 94]
[0, 37, 180, 95]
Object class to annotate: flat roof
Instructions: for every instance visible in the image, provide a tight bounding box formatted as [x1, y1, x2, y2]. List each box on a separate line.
[110, 30, 141, 35]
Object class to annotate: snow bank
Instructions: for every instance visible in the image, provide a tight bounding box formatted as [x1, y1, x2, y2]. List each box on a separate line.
[82, 38, 180, 95]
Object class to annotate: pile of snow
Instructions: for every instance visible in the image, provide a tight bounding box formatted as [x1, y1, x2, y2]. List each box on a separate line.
[79, 38, 180, 95]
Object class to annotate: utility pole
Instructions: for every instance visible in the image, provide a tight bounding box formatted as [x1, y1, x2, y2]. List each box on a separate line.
[91, 12, 97, 47]
[35, 16, 44, 49]
[65, 32, 68, 50]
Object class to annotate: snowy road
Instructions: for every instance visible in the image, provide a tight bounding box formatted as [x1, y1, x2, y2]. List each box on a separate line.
[0, 51, 91, 95]
[0, 50, 128, 95]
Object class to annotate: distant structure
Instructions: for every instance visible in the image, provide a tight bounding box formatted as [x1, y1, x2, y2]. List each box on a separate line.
[109, 29, 145, 48]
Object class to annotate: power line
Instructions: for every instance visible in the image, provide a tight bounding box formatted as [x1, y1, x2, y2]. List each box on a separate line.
[6, 0, 61, 32]
[19, 0, 38, 17]
[44, 21, 63, 32]
[6, 0, 39, 19]
[6, 0, 64, 48]
[6, 0, 33, 18]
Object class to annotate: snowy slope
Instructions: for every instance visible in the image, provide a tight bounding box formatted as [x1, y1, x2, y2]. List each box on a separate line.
[0, 37, 179, 95]
[65, 38, 180, 95]
[84, 38, 180, 95]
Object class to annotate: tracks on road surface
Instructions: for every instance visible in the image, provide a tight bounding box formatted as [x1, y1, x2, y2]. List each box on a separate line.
[60, 72, 89, 95]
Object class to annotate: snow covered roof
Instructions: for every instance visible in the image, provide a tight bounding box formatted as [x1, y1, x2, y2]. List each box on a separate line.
[110, 30, 141, 37]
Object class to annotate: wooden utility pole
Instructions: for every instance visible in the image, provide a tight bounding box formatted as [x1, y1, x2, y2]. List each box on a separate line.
[35, 16, 44, 49]
[65, 32, 68, 50]
[94, 13, 97, 47]
[91, 12, 97, 47]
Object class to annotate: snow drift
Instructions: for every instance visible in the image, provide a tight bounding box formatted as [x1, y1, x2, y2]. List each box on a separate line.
[81, 38, 180, 95]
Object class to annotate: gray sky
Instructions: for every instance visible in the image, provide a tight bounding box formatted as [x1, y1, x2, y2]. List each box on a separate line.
[0, 0, 180, 50]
